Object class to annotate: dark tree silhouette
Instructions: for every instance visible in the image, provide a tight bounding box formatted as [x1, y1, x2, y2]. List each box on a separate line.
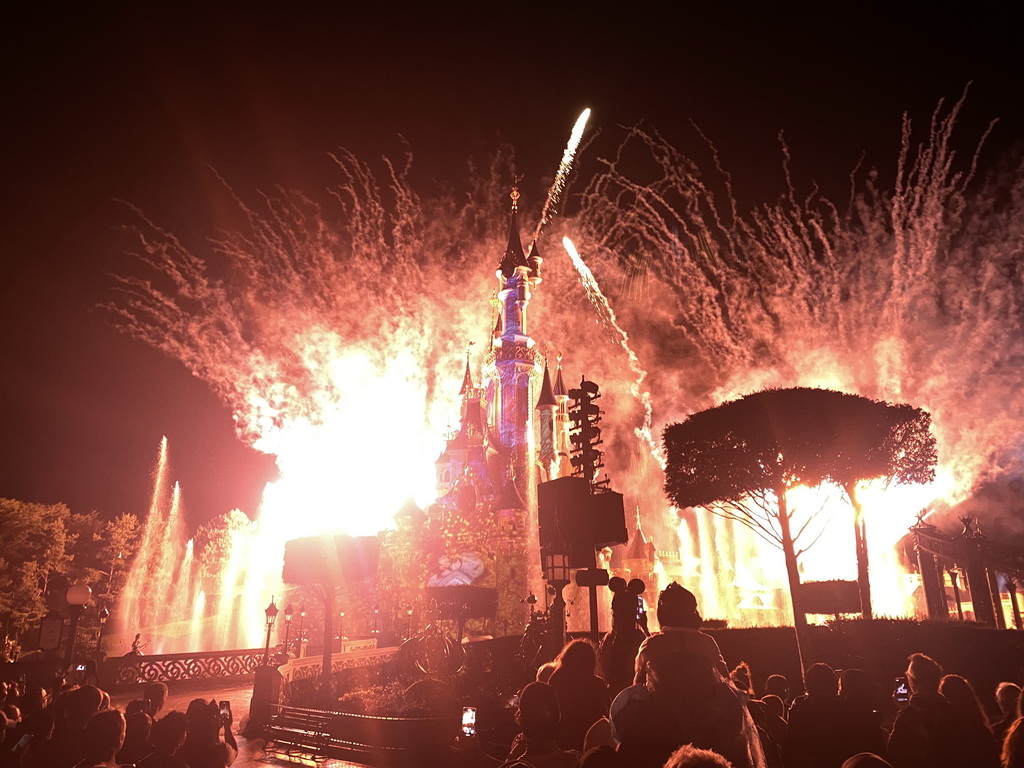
[663, 387, 937, 631]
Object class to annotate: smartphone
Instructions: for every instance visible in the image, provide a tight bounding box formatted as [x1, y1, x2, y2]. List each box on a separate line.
[894, 675, 910, 704]
[461, 706, 476, 737]
[219, 700, 231, 719]
[75, 664, 86, 671]
[636, 597, 646, 621]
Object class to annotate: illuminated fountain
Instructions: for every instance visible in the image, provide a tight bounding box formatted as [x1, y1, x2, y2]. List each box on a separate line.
[113, 97, 1024, 649]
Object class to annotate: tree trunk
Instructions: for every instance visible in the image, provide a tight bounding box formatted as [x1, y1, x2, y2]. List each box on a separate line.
[846, 484, 873, 620]
[777, 487, 807, 690]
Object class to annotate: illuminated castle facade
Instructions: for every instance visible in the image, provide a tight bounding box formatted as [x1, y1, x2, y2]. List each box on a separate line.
[427, 188, 579, 633]
[421, 188, 663, 635]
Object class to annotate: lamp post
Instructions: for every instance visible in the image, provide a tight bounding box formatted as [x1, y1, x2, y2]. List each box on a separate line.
[543, 553, 570, 649]
[63, 583, 92, 670]
[297, 605, 306, 658]
[283, 604, 293, 656]
[339, 610, 346, 652]
[404, 604, 413, 640]
[96, 605, 110, 657]
[262, 599, 279, 665]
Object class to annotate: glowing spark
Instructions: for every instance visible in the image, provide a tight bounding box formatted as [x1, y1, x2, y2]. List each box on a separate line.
[562, 236, 660, 464]
[533, 108, 591, 245]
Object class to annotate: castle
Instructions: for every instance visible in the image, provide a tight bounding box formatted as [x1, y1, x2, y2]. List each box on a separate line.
[387, 186, 664, 637]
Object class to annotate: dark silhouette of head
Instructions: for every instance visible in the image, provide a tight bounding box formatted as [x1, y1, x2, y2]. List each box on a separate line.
[516, 682, 560, 740]
[151, 710, 189, 754]
[996, 682, 1022, 717]
[19, 687, 48, 716]
[805, 663, 838, 699]
[939, 674, 987, 726]
[82, 709, 126, 762]
[841, 754, 894, 768]
[555, 639, 598, 676]
[64, 685, 104, 727]
[657, 582, 700, 629]
[765, 674, 789, 699]
[184, 698, 220, 742]
[1003, 717, 1024, 768]
[761, 694, 785, 719]
[144, 682, 168, 716]
[664, 743, 735, 767]
[123, 711, 152, 744]
[906, 653, 942, 695]
[839, 668, 875, 709]
[609, 577, 645, 629]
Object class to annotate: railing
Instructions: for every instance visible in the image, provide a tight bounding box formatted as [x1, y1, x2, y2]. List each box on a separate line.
[100, 647, 265, 689]
[278, 641, 392, 705]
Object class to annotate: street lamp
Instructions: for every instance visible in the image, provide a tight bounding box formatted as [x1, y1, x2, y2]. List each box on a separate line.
[405, 604, 414, 640]
[96, 605, 110, 657]
[543, 553, 571, 649]
[283, 604, 293, 656]
[262, 599, 279, 665]
[297, 605, 306, 658]
[63, 583, 92, 669]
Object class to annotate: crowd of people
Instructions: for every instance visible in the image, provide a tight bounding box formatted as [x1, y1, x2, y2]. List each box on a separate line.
[3, 581, 1023, 768]
[458, 581, 1024, 768]
[0, 680, 237, 768]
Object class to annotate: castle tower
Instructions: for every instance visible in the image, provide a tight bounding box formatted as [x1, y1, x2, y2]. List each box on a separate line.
[425, 186, 550, 636]
[491, 185, 543, 489]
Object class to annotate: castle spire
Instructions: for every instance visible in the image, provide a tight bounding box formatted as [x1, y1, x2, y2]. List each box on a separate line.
[497, 181, 529, 280]
[553, 353, 568, 397]
[536, 359, 556, 408]
[459, 343, 475, 396]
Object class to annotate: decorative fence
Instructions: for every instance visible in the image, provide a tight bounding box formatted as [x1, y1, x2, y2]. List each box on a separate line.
[279, 640, 390, 705]
[99, 648, 265, 690]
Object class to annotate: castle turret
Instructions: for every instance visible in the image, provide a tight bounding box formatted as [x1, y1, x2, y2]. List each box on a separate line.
[536, 361, 557, 481]
[552, 355, 573, 478]
[492, 185, 543, 498]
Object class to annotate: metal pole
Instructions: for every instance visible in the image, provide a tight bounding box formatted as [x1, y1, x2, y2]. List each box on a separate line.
[263, 621, 273, 665]
[63, 606, 83, 669]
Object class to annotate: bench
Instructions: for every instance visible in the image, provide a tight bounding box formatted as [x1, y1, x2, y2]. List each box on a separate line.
[263, 705, 334, 765]
[262, 705, 457, 766]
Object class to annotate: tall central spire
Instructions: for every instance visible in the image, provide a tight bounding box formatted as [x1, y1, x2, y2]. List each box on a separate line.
[498, 182, 530, 280]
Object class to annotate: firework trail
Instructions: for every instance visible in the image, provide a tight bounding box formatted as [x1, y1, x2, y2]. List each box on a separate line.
[532, 108, 591, 246]
[574, 95, 1023, 504]
[562, 235, 660, 464]
[111, 93, 1024, 631]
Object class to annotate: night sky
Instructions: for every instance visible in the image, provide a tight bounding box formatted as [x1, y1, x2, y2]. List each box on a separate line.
[2, 4, 1021, 529]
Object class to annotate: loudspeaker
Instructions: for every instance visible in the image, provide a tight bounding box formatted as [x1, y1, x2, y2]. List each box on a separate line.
[282, 534, 380, 585]
[539, 477, 626, 568]
[590, 490, 628, 549]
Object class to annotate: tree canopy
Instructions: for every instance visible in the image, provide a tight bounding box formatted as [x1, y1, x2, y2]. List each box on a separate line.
[0, 498, 141, 655]
[663, 386, 938, 628]
[664, 387, 936, 515]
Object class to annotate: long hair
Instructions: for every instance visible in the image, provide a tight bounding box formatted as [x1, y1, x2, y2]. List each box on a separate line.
[940, 674, 989, 729]
[554, 639, 598, 677]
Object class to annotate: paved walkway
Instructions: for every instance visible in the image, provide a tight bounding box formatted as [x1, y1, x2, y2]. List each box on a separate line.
[112, 680, 367, 768]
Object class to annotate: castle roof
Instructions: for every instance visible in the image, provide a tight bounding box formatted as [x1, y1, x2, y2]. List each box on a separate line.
[459, 354, 474, 396]
[497, 187, 530, 279]
[553, 358, 568, 398]
[536, 362, 556, 408]
[623, 509, 657, 563]
[527, 238, 542, 274]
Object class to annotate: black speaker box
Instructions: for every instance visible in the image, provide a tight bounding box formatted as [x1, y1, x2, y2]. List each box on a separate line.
[282, 534, 380, 585]
[538, 477, 627, 568]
